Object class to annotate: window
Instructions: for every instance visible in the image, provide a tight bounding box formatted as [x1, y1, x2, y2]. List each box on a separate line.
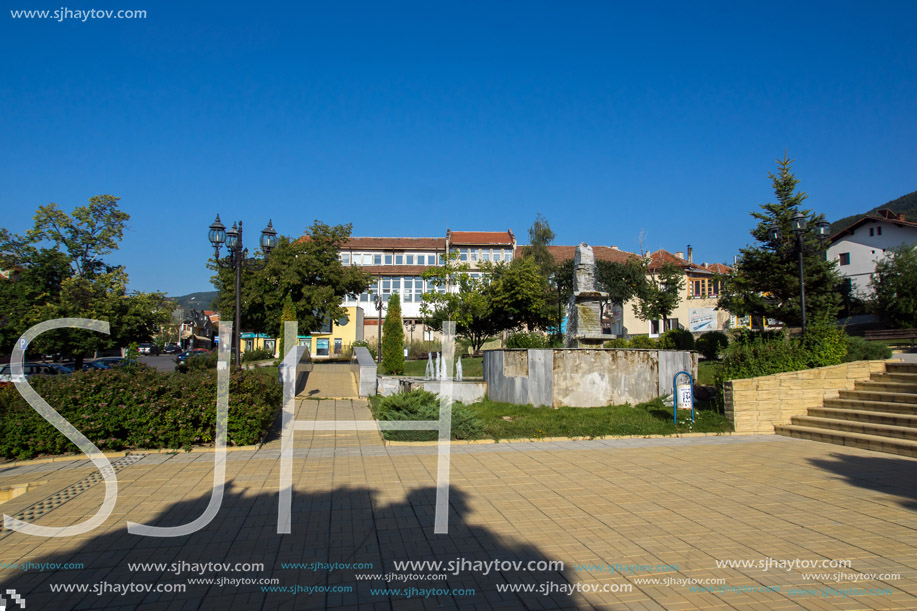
[493, 250, 502, 262]
[470, 249, 478, 262]
[839, 253, 851, 266]
[504, 248, 513, 262]
[710, 280, 721, 296]
[385, 254, 392, 265]
[405, 254, 414, 265]
[870, 228, 874, 236]
[649, 320, 660, 336]
[334, 338, 342, 354]
[373, 254, 382, 265]
[482, 249, 490, 261]
[395, 254, 403, 265]
[459, 248, 468, 261]
[878, 226, 882, 235]
[428, 254, 437, 265]
[693, 280, 703, 297]
[341, 253, 350, 265]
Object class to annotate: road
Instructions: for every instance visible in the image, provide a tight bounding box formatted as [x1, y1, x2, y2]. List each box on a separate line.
[138, 354, 177, 372]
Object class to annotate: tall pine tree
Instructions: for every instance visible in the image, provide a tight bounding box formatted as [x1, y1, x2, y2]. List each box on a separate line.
[717, 153, 841, 327]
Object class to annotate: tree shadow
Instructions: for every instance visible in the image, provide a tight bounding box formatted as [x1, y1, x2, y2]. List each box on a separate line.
[807, 453, 917, 511]
[1, 483, 578, 610]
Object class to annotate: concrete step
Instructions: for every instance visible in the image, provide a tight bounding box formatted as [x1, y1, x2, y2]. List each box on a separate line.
[887, 362, 917, 375]
[808, 407, 917, 428]
[824, 398, 917, 415]
[871, 372, 917, 384]
[789, 416, 917, 440]
[855, 380, 917, 394]
[774, 425, 917, 458]
[837, 389, 917, 405]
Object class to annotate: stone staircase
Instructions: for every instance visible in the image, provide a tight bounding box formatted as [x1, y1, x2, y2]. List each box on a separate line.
[775, 361, 917, 457]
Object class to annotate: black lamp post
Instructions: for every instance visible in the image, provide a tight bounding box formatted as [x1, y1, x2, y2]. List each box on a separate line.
[407, 321, 416, 359]
[208, 215, 278, 368]
[767, 213, 831, 337]
[373, 290, 386, 364]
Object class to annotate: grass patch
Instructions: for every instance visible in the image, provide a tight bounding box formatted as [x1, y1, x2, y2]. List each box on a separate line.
[402, 357, 483, 378]
[697, 360, 721, 386]
[370, 390, 733, 442]
[470, 398, 732, 441]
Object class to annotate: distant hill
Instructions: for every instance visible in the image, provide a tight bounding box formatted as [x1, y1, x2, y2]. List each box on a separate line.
[167, 291, 219, 312]
[830, 189, 917, 234]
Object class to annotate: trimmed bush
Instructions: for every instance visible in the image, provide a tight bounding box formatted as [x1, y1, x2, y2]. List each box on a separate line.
[695, 331, 729, 360]
[0, 367, 281, 460]
[242, 347, 275, 362]
[506, 331, 552, 349]
[629, 335, 658, 349]
[603, 338, 629, 348]
[844, 336, 893, 362]
[660, 328, 695, 350]
[369, 389, 484, 441]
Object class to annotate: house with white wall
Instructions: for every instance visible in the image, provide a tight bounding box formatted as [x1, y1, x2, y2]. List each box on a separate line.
[826, 209, 917, 296]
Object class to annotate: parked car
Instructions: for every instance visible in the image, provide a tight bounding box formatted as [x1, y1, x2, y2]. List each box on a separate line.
[0, 362, 73, 385]
[176, 348, 211, 362]
[162, 343, 181, 354]
[93, 357, 139, 368]
[138, 343, 160, 355]
[63, 360, 112, 372]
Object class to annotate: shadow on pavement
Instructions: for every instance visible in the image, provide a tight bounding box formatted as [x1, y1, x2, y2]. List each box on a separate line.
[1, 484, 579, 610]
[807, 452, 917, 510]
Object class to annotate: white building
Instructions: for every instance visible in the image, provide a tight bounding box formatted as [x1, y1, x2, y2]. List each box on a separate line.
[826, 209, 917, 296]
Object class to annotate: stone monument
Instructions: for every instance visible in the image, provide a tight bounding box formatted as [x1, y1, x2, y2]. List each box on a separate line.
[564, 243, 609, 348]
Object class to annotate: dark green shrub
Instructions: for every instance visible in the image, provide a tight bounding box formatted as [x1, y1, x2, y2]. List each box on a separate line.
[844, 336, 893, 362]
[369, 389, 484, 441]
[242, 347, 275, 362]
[629, 335, 658, 349]
[506, 332, 552, 349]
[178, 351, 218, 372]
[660, 328, 695, 350]
[695, 331, 729, 360]
[603, 338, 629, 348]
[0, 367, 281, 460]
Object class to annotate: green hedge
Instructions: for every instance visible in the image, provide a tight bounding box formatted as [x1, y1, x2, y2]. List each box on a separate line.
[659, 329, 695, 350]
[505, 332, 560, 349]
[0, 367, 281, 460]
[695, 331, 729, 360]
[844, 336, 893, 362]
[369, 389, 484, 441]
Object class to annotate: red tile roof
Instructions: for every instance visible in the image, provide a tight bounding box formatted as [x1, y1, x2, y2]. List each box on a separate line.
[448, 231, 514, 245]
[702, 262, 732, 274]
[829, 211, 917, 243]
[342, 237, 446, 250]
[647, 249, 722, 275]
[540, 245, 638, 265]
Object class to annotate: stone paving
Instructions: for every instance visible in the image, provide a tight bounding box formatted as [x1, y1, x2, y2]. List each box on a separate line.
[0, 398, 915, 610]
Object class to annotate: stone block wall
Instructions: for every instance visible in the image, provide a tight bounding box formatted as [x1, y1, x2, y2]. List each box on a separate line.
[724, 360, 887, 433]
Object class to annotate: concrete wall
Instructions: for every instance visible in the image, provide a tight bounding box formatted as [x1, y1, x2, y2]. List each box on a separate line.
[350, 346, 377, 397]
[724, 360, 887, 433]
[484, 348, 697, 408]
[483, 349, 553, 407]
[421, 381, 487, 403]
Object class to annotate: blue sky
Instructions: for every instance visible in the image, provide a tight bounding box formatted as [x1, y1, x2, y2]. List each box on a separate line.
[2, 1, 915, 296]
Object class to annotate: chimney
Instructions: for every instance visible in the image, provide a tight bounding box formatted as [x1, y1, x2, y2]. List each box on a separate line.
[675, 251, 684, 260]
[687, 244, 693, 263]
[610, 245, 619, 250]
[899, 212, 906, 221]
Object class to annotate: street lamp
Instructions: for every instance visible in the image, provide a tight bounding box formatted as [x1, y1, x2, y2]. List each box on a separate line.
[208, 214, 278, 368]
[766, 214, 831, 337]
[407, 321, 416, 359]
[372, 290, 386, 364]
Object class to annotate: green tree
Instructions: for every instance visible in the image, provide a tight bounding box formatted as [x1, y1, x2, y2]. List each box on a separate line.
[382, 292, 405, 374]
[871, 244, 917, 328]
[525, 213, 556, 277]
[634, 262, 684, 328]
[717, 154, 842, 327]
[212, 221, 371, 336]
[0, 195, 170, 367]
[488, 257, 552, 332]
[277, 294, 297, 359]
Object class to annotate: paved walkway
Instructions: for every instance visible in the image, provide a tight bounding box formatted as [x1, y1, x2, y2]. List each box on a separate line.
[0, 400, 915, 610]
[299, 363, 359, 398]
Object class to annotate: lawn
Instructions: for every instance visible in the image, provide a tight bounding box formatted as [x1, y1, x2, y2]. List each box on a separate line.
[697, 360, 721, 386]
[402, 356, 483, 378]
[371, 388, 734, 442]
[468, 398, 732, 441]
